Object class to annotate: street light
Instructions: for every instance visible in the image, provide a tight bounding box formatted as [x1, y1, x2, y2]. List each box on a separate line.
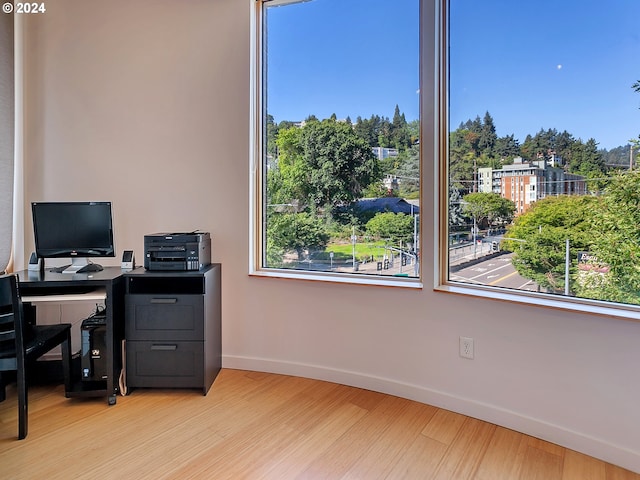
[351, 226, 357, 271]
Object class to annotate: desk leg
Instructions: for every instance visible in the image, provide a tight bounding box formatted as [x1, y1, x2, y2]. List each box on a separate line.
[61, 333, 72, 397]
[23, 303, 36, 327]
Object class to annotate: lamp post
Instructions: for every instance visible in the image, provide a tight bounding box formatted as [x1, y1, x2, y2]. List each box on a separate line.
[565, 238, 570, 296]
[472, 214, 478, 259]
[351, 226, 357, 271]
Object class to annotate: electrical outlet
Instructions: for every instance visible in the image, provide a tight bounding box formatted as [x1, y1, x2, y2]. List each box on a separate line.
[459, 336, 474, 359]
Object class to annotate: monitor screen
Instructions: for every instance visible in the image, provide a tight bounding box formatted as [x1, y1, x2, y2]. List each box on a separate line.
[32, 202, 115, 260]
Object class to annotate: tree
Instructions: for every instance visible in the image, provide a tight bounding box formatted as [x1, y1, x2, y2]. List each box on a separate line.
[573, 81, 640, 302]
[478, 111, 497, 156]
[448, 188, 466, 229]
[520, 128, 555, 160]
[406, 119, 420, 145]
[494, 134, 521, 161]
[365, 212, 414, 244]
[276, 119, 381, 211]
[569, 138, 608, 193]
[503, 195, 601, 292]
[554, 130, 575, 164]
[461, 192, 515, 230]
[390, 104, 411, 150]
[633, 80, 640, 151]
[393, 144, 420, 198]
[353, 114, 389, 147]
[266, 114, 278, 157]
[570, 138, 605, 175]
[585, 171, 640, 304]
[449, 129, 475, 192]
[267, 212, 329, 262]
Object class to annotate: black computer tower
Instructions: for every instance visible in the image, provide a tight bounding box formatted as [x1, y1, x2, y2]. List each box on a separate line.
[81, 315, 107, 381]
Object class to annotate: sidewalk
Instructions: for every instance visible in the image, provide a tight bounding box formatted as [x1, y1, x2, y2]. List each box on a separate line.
[449, 241, 493, 266]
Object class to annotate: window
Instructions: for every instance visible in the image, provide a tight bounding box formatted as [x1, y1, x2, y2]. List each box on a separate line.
[445, 1, 640, 311]
[253, 0, 421, 285]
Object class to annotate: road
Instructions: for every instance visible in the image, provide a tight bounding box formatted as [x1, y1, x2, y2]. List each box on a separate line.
[449, 252, 539, 292]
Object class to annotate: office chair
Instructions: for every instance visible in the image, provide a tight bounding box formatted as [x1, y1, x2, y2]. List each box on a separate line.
[0, 274, 72, 439]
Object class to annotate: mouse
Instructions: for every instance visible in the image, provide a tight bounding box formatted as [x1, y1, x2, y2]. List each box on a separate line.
[76, 263, 104, 273]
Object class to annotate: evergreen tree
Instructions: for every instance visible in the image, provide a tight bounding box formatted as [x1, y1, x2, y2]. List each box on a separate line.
[554, 130, 575, 164]
[494, 134, 520, 160]
[266, 114, 278, 157]
[449, 129, 475, 193]
[570, 138, 606, 177]
[390, 104, 411, 151]
[478, 111, 497, 156]
[394, 145, 420, 198]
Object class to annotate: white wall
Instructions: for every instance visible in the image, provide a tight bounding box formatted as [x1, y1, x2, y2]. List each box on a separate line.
[18, 0, 640, 473]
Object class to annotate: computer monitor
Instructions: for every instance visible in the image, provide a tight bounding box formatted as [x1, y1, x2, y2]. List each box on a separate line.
[32, 201, 115, 274]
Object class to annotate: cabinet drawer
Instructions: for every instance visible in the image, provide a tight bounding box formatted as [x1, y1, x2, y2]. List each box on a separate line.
[125, 294, 204, 341]
[126, 340, 204, 389]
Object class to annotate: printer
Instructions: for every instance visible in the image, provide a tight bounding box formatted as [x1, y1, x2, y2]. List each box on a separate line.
[144, 231, 211, 271]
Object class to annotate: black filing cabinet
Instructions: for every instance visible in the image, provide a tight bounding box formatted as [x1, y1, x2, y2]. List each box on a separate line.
[124, 264, 221, 394]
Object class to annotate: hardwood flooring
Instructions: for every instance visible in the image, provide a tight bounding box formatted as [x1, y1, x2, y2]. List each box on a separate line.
[0, 368, 637, 479]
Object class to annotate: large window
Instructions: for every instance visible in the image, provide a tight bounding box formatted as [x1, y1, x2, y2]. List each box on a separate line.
[445, 1, 640, 311]
[253, 0, 421, 284]
[253, 0, 640, 314]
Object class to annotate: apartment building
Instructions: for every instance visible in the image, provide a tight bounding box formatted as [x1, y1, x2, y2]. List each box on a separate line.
[478, 156, 587, 214]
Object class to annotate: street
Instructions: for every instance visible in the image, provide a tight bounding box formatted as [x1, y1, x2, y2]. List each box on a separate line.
[449, 251, 539, 292]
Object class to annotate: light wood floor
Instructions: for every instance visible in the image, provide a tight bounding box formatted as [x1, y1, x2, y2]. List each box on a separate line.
[0, 368, 638, 479]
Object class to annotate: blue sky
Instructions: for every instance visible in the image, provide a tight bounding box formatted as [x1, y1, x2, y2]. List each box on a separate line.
[265, 0, 419, 123]
[266, 0, 639, 150]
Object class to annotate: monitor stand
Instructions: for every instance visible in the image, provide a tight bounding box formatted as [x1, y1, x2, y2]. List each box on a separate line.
[61, 258, 89, 274]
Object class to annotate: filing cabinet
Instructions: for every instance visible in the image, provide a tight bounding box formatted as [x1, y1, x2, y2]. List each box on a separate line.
[124, 264, 221, 394]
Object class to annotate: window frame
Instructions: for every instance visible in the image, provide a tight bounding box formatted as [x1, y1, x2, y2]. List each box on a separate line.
[250, 0, 640, 320]
[249, 0, 424, 289]
[434, 0, 640, 321]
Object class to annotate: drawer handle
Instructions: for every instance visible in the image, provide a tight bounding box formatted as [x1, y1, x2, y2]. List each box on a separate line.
[150, 344, 177, 351]
[150, 298, 178, 304]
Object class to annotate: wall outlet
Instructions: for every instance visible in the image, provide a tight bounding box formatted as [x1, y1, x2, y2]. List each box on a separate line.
[459, 336, 474, 359]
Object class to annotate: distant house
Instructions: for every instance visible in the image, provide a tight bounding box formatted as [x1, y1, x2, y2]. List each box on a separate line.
[372, 147, 399, 160]
[354, 197, 419, 215]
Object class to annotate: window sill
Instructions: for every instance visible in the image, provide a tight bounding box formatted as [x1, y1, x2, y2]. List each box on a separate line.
[249, 268, 423, 289]
[436, 282, 640, 322]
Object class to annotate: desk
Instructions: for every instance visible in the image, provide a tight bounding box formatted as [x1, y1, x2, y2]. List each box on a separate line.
[15, 267, 126, 405]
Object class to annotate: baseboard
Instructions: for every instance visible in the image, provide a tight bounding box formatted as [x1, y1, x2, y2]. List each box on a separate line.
[223, 354, 640, 474]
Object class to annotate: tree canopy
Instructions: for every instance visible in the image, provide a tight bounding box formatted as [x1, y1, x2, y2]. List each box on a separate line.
[461, 192, 515, 229]
[365, 212, 415, 244]
[275, 118, 381, 211]
[449, 114, 612, 197]
[267, 212, 330, 261]
[585, 171, 640, 304]
[504, 195, 601, 292]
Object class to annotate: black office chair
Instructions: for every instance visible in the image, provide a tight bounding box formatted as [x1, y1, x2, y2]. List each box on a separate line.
[0, 274, 72, 439]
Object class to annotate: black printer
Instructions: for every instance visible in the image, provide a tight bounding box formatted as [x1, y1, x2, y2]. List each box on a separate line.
[144, 231, 211, 271]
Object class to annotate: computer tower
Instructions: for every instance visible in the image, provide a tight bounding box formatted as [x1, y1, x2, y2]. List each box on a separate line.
[81, 315, 107, 381]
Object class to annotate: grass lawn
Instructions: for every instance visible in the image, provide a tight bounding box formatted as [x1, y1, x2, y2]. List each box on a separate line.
[325, 241, 392, 262]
